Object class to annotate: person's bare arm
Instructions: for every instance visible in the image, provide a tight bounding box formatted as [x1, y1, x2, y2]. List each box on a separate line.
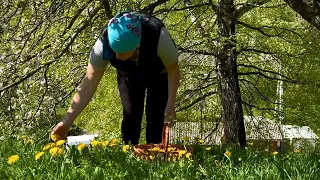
[167, 62, 180, 110]
[51, 63, 106, 139]
[63, 63, 106, 125]
[165, 62, 180, 127]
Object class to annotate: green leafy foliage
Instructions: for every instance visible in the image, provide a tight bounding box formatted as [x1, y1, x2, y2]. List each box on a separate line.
[1, 0, 320, 140]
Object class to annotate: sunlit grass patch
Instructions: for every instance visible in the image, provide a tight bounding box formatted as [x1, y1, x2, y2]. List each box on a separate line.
[1, 136, 320, 180]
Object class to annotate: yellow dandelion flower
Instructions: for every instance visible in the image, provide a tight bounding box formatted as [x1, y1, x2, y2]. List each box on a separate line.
[151, 147, 160, 152]
[20, 135, 27, 139]
[43, 143, 55, 151]
[8, 155, 19, 165]
[199, 139, 205, 144]
[159, 149, 165, 153]
[109, 143, 117, 147]
[49, 147, 63, 156]
[51, 134, 61, 142]
[186, 153, 192, 159]
[178, 150, 187, 157]
[149, 155, 154, 160]
[90, 140, 100, 147]
[110, 138, 118, 144]
[58, 148, 63, 154]
[273, 151, 278, 155]
[182, 136, 190, 142]
[205, 147, 211, 151]
[167, 157, 171, 162]
[295, 149, 301, 153]
[224, 150, 231, 157]
[167, 147, 174, 152]
[55, 140, 66, 146]
[26, 139, 34, 144]
[77, 143, 86, 151]
[35, 152, 45, 161]
[122, 145, 130, 153]
[102, 140, 109, 147]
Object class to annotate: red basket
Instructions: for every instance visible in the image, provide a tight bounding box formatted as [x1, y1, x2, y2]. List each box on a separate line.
[133, 123, 192, 161]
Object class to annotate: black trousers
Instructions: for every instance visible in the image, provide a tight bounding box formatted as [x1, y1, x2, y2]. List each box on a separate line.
[117, 70, 168, 145]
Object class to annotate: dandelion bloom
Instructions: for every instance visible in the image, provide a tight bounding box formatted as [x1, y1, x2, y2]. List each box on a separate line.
[8, 155, 19, 165]
[26, 139, 34, 144]
[51, 134, 62, 142]
[49, 147, 63, 156]
[149, 155, 154, 160]
[20, 135, 27, 139]
[186, 153, 192, 159]
[295, 149, 301, 153]
[199, 139, 204, 144]
[167, 147, 174, 152]
[205, 147, 211, 151]
[35, 152, 45, 160]
[55, 140, 66, 146]
[102, 140, 109, 147]
[159, 149, 165, 153]
[109, 143, 117, 147]
[151, 147, 160, 152]
[43, 143, 56, 151]
[178, 150, 187, 158]
[122, 145, 130, 153]
[273, 151, 278, 155]
[224, 150, 231, 157]
[91, 140, 100, 147]
[77, 143, 86, 151]
[110, 138, 118, 144]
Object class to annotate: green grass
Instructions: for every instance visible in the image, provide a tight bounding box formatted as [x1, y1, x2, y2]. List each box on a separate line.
[1, 135, 319, 180]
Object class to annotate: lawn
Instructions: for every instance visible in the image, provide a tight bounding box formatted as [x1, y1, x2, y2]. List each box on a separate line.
[1, 135, 319, 180]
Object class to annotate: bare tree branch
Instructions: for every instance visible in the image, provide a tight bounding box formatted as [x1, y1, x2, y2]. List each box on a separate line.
[234, 0, 271, 19]
[154, 2, 209, 15]
[240, 78, 278, 105]
[284, 0, 320, 31]
[0, 6, 102, 93]
[208, 0, 218, 12]
[237, 20, 280, 37]
[177, 91, 217, 112]
[238, 71, 295, 83]
[204, 116, 222, 140]
[140, 0, 170, 14]
[61, 0, 95, 36]
[178, 47, 219, 57]
[242, 100, 277, 112]
[240, 48, 273, 54]
[32, 64, 50, 123]
[99, 0, 113, 19]
[238, 64, 292, 80]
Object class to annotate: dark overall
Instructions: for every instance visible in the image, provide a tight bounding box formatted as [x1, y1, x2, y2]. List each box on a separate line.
[102, 13, 168, 145]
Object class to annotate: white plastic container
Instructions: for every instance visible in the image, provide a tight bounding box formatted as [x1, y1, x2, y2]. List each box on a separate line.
[66, 134, 98, 149]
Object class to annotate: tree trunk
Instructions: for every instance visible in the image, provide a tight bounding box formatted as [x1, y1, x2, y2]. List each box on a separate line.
[216, 0, 246, 147]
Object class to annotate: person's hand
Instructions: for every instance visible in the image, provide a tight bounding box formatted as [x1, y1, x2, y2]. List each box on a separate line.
[50, 121, 72, 141]
[165, 103, 177, 128]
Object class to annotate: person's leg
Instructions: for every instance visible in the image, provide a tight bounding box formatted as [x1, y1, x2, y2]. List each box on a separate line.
[145, 73, 168, 144]
[117, 70, 146, 145]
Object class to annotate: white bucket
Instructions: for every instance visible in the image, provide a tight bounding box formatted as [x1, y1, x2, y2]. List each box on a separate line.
[66, 134, 98, 149]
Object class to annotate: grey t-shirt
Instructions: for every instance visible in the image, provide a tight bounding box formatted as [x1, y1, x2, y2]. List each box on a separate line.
[89, 27, 178, 69]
